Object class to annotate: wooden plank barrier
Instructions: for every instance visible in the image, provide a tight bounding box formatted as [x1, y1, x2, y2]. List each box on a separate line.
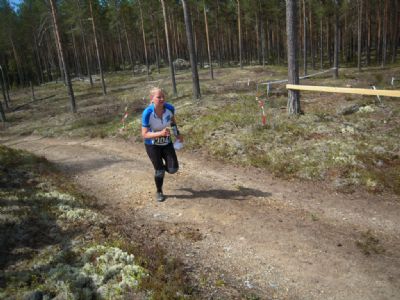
[286, 84, 400, 98]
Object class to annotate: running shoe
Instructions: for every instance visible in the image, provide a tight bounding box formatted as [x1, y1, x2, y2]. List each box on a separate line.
[156, 192, 165, 202]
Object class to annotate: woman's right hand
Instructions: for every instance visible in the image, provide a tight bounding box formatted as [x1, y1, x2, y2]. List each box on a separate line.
[159, 128, 170, 137]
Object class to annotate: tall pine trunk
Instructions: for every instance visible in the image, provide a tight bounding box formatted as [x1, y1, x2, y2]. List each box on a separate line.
[357, 0, 363, 71]
[77, 0, 93, 86]
[71, 30, 81, 77]
[117, 23, 124, 69]
[381, 0, 388, 67]
[51, 25, 65, 84]
[0, 61, 11, 105]
[138, 0, 149, 79]
[320, 19, 323, 69]
[302, 0, 307, 75]
[161, 0, 177, 96]
[0, 100, 5, 122]
[203, 2, 214, 80]
[89, 0, 106, 95]
[286, 0, 301, 115]
[0, 65, 9, 109]
[366, 1, 371, 66]
[49, 0, 76, 113]
[333, 0, 340, 79]
[181, 0, 201, 100]
[376, 3, 382, 64]
[261, 18, 266, 67]
[392, 0, 399, 63]
[9, 37, 24, 86]
[237, 0, 243, 69]
[153, 15, 161, 74]
[33, 34, 44, 84]
[216, 0, 222, 67]
[309, 9, 315, 69]
[122, 17, 135, 77]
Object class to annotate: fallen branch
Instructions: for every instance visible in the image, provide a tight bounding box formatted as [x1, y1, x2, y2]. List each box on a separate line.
[12, 95, 56, 112]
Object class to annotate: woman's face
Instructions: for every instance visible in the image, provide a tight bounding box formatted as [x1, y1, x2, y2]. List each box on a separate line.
[152, 91, 165, 107]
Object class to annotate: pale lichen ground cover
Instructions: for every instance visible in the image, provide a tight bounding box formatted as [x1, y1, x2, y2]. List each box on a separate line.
[3, 66, 400, 195]
[178, 94, 400, 194]
[0, 146, 148, 299]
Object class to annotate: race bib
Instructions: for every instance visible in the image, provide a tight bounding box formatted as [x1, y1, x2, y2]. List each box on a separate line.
[154, 136, 170, 145]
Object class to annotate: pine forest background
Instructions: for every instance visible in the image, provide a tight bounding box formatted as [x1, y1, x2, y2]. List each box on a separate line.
[0, 0, 399, 90]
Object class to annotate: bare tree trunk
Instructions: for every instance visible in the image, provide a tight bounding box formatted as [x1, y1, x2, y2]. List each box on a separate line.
[117, 23, 124, 69]
[43, 37, 51, 81]
[181, 0, 201, 100]
[89, 0, 107, 95]
[0, 99, 5, 122]
[366, 1, 371, 66]
[343, 11, 348, 63]
[71, 30, 81, 77]
[0, 65, 10, 109]
[376, 2, 382, 64]
[381, 0, 388, 67]
[100, 32, 107, 72]
[392, 0, 399, 63]
[357, 0, 363, 71]
[267, 21, 272, 61]
[9, 37, 24, 86]
[49, 0, 77, 113]
[122, 17, 135, 77]
[203, 2, 214, 80]
[256, 7, 261, 65]
[237, 0, 243, 69]
[77, 0, 93, 86]
[286, 0, 301, 115]
[319, 18, 324, 70]
[33, 34, 44, 84]
[216, 0, 222, 67]
[51, 24, 65, 84]
[160, 0, 177, 96]
[333, 0, 340, 79]
[0, 62, 11, 105]
[309, 9, 315, 69]
[303, 0, 307, 75]
[170, 12, 178, 59]
[261, 18, 266, 67]
[0, 66, 9, 110]
[153, 16, 161, 74]
[277, 19, 281, 65]
[138, 0, 150, 79]
[194, 6, 202, 69]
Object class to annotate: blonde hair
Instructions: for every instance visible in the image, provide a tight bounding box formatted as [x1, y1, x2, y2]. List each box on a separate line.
[149, 87, 165, 102]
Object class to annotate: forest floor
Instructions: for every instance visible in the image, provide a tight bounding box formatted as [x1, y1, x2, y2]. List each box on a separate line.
[1, 65, 400, 298]
[1, 134, 400, 299]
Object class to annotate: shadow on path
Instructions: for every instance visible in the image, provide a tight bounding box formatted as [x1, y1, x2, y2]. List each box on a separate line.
[55, 157, 141, 174]
[169, 186, 271, 201]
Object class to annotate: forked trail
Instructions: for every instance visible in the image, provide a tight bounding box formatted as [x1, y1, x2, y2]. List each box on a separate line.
[2, 135, 400, 299]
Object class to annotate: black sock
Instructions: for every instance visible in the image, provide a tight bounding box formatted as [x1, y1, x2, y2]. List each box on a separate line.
[155, 176, 163, 193]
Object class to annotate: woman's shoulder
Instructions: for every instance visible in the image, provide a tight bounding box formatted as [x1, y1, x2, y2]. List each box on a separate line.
[142, 104, 154, 114]
[164, 103, 175, 113]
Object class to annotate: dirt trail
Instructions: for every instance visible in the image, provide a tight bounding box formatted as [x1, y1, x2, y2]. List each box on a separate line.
[2, 135, 400, 299]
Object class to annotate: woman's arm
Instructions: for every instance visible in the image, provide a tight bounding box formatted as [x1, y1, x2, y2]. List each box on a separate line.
[171, 116, 183, 141]
[141, 127, 170, 139]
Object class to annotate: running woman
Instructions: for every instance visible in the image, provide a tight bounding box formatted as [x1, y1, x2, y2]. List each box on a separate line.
[141, 87, 183, 202]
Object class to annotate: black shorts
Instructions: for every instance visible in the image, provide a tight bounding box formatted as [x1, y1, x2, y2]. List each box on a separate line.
[145, 143, 179, 173]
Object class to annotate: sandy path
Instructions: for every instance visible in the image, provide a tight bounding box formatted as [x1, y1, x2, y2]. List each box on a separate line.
[2, 135, 400, 299]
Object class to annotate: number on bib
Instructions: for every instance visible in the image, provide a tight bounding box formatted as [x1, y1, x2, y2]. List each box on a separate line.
[154, 136, 170, 145]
